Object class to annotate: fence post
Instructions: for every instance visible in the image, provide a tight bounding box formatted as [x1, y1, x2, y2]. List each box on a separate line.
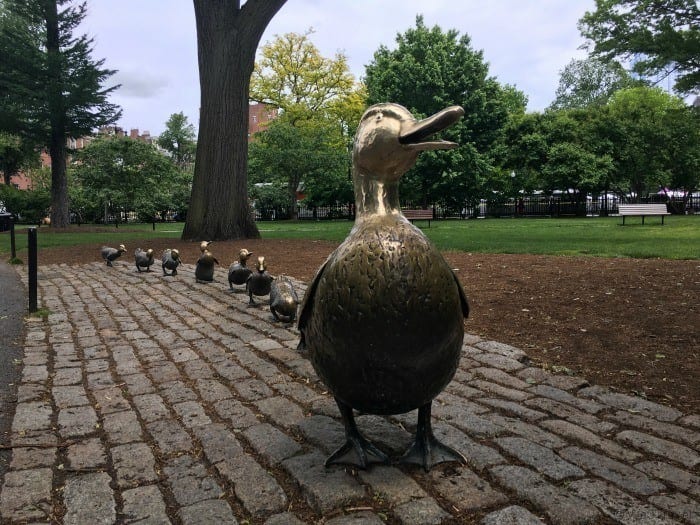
[28, 227, 37, 313]
[10, 217, 16, 260]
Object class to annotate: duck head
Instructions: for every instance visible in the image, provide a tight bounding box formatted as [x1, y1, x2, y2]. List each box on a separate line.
[239, 249, 253, 263]
[170, 249, 180, 261]
[255, 256, 267, 273]
[146, 248, 154, 257]
[199, 240, 212, 252]
[118, 244, 126, 253]
[353, 103, 464, 182]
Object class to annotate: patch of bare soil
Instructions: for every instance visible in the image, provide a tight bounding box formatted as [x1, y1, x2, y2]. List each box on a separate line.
[32, 233, 700, 414]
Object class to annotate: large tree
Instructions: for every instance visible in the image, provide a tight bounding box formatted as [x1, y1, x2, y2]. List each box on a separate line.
[579, 0, 700, 94]
[549, 57, 640, 110]
[364, 16, 526, 212]
[0, 0, 121, 227]
[157, 112, 197, 171]
[182, 0, 286, 241]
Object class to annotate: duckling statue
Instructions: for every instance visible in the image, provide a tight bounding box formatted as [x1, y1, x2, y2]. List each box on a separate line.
[246, 256, 273, 305]
[101, 244, 126, 267]
[298, 103, 469, 471]
[134, 248, 155, 272]
[195, 242, 219, 283]
[228, 249, 254, 290]
[270, 276, 299, 323]
[161, 248, 182, 276]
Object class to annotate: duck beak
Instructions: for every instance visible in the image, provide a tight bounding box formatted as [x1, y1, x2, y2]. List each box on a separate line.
[399, 105, 464, 151]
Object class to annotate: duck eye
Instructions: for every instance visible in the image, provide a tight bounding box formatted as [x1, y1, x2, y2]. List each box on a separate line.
[376, 112, 383, 121]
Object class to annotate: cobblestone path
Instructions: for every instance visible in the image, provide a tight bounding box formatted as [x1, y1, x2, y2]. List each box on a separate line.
[1, 262, 699, 524]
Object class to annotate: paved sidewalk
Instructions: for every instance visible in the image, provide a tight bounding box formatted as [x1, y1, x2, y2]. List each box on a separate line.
[1, 261, 699, 524]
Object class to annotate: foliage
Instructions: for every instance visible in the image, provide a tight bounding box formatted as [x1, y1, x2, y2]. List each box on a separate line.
[0, 131, 40, 184]
[579, 0, 700, 94]
[72, 136, 183, 223]
[0, 182, 50, 222]
[157, 112, 197, 170]
[549, 57, 641, 110]
[248, 118, 349, 211]
[0, 0, 122, 227]
[364, 16, 527, 211]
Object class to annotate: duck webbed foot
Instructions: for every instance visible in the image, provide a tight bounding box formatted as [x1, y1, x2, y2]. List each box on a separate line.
[399, 402, 466, 472]
[326, 398, 389, 470]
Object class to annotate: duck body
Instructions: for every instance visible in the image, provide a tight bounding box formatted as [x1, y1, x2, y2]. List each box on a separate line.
[298, 102, 468, 471]
[134, 248, 155, 272]
[195, 249, 218, 282]
[162, 249, 181, 276]
[302, 215, 464, 414]
[228, 249, 253, 289]
[101, 244, 126, 266]
[246, 256, 273, 305]
[270, 276, 299, 323]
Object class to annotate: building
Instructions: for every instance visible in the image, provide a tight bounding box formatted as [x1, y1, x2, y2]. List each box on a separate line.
[248, 102, 278, 141]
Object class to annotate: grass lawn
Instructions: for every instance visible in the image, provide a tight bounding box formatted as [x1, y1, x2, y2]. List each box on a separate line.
[2, 215, 698, 260]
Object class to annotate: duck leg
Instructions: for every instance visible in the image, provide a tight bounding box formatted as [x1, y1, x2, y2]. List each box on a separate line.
[326, 398, 389, 469]
[399, 402, 466, 471]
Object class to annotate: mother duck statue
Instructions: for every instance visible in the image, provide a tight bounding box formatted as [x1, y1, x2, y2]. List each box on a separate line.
[298, 103, 469, 471]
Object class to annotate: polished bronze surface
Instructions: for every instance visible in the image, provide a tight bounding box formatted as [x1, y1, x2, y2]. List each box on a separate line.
[101, 244, 126, 267]
[269, 275, 299, 323]
[246, 256, 273, 305]
[298, 103, 468, 470]
[161, 248, 181, 276]
[228, 248, 254, 289]
[195, 246, 219, 283]
[134, 248, 155, 272]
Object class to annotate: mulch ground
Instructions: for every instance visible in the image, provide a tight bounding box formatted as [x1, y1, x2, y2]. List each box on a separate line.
[24, 230, 700, 415]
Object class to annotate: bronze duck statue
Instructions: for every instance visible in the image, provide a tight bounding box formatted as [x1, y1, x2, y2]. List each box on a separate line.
[228, 249, 254, 290]
[195, 241, 219, 283]
[161, 248, 182, 276]
[134, 248, 155, 272]
[270, 275, 299, 323]
[246, 256, 273, 305]
[101, 244, 126, 267]
[298, 103, 469, 471]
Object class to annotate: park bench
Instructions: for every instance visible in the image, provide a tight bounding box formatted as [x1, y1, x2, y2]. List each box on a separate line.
[618, 203, 670, 225]
[403, 208, 433, 227]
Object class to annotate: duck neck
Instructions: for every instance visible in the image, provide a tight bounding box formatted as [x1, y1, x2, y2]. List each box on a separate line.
[354, 170, 401, 218]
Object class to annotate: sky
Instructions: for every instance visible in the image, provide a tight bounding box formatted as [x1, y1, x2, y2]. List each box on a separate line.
[80, 0, 595, 137]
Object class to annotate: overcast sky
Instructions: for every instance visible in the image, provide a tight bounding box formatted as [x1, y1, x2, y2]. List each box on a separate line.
[80, 0, 595, 136]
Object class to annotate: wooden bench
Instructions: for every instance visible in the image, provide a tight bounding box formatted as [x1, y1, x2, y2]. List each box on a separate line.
[618, 203, 670, 225]
[403, 208, 433, 227]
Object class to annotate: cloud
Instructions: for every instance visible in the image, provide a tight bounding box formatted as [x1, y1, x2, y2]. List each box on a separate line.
[111, 70, 169, 98]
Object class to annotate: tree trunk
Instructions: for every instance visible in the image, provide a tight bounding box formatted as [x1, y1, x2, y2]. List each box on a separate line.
[45, 0, 70, 228]
[183, 0, 286, 241]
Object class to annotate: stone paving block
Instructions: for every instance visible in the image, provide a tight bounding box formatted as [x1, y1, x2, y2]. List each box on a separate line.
[21, 365, 49, 382]
[93, 385, 131, 414]
[58, 405, 99, 438]
[16, 383, 48, 403]
[214, 398, 260, 429]
[182, 358, 215, 380]
[210, 359, 251, 381]
[254, 396, 305, 428]
[358, 465, 426, 505]
[66, 437, 106, 470]
[478, 398, 547, 421]
[474, 340, 527, 361]
[148, 361, 182, 384]
[648, 492, 700, 523]
[431, 466, 507, 512]
[616, 429, 700, 468]
[158, 380, 198, 403]
[273, 380, 325, 405]
[473, 367, 531, 390]
[326, 511, 385, 524]
[192, 423, 245, 464]
[173, 400, 212, 427]
[102, 409, 143, 444]
[296, 414, 345, 454]
[524, 397, 615, 433]
[494, 437, 584, 480]
[52, 385, 90, 408]
[680, 413, 700, 429]
[216, 452, 288, 516]
[53, 366, 83, 386]
[445, 380, 482, 399]
[358, 415, 413, 456]
[559, 446, 665, 496]
[9, 446, 56, 470]
[568, 478, 679, 524]
[540, 419, 641, 461]
[264, 512, 307, 525]
[167, 346, 200, 363]
[121, 372, 155, 395]
[578, 385, 682, 422]
[121, 484, 171, 524]
[63, 472, 115, 525]
[635, 460, 700, 498]
[242, 422, 303, 464]
[87, 371, 115, 389]
[10, 429, 57, 447]
[525, 384, 603, 414]
[470, 379, 532, 401]
[481, 505, 543, 525]
[607, 410, 700, 447]
[471, 352, 526, 372]
[132, 392, 171, 422]
[163, 455, 225, 506]
[146, 418, 194, 454]
[179, 499, 238, 525]
[489, 465, 599, 525]
[434, 422, 506, 471]
[433, 393, 491, 420]
[111, 442, 158, 488]
[234, 378, 274, 401]
[0, 468, 53, 521]
[12, 402, 53, 433]
[486, 414, 566, 449]
[282, 452, 366, 514]
[393, 496, 449, 525]
[195, 378, 234, 402]
[85, 357, 110, 373]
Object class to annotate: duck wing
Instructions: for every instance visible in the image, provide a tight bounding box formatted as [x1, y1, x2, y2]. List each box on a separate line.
[451, 270, 470, 318]
[297, 257, 330, 353]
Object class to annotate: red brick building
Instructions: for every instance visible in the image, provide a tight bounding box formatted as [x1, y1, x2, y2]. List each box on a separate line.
[248, 102, 278, 140]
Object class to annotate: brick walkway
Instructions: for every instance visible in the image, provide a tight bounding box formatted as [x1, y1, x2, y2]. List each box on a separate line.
[1, 261, 699, 524]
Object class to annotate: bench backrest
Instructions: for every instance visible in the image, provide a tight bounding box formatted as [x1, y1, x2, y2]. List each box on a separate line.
[618, 204, 668, 215]
[403, 209, 433, 219]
